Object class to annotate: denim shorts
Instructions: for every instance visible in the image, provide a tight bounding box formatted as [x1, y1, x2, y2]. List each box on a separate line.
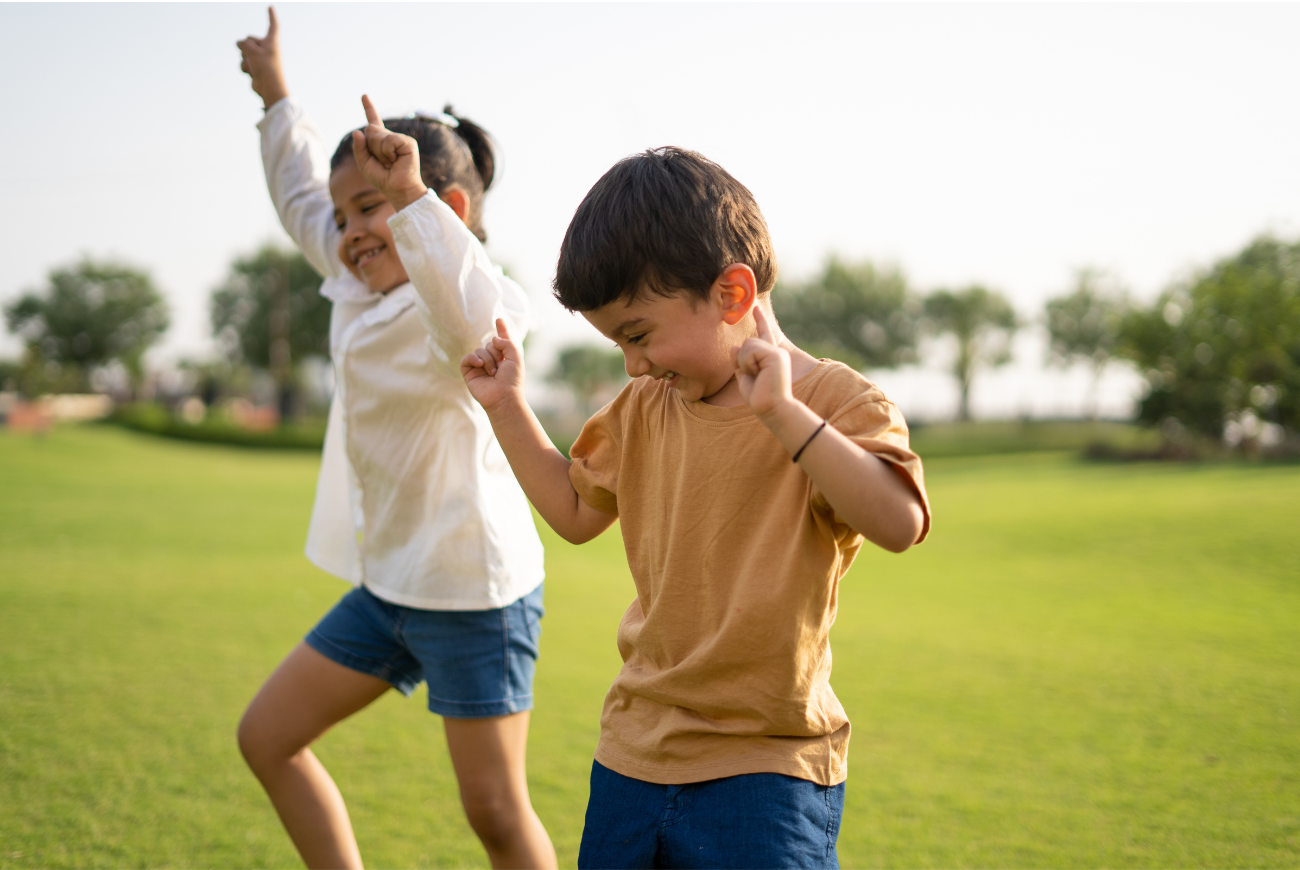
[305, 583, 543, 718]
[579, 760, 844, 869]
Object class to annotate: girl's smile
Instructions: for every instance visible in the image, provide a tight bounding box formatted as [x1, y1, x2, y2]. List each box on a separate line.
[329, 157, 409, 293]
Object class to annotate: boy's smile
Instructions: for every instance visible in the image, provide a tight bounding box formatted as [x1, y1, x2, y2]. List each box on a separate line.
[583, 288, 749, 406]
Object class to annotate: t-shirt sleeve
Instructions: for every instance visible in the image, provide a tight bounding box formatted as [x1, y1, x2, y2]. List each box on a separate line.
[813, 387, 932, 543]
[567, 391, 626, 516]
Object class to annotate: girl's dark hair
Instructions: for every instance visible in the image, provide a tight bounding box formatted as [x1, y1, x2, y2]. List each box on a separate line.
[331, 105, 497, 242]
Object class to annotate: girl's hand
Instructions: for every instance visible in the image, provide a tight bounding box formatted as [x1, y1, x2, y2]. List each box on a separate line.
[731, 305, 794, 421]
[236, 7, 288, 109]
[461, 319, 526, 413]
[351, 95, 429, 213]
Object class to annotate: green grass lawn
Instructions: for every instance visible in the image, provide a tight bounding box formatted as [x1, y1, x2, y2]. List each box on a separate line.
[0, 425, 1296, 869]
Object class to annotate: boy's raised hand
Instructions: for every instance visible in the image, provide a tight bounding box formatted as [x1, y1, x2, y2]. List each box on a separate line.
[732, 305, 794, 420]
[462, 319, 526, 413]
[351, 95, 430, 212]
[236, 7, 288, 110]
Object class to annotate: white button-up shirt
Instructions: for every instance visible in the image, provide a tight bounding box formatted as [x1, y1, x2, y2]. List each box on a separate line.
[259, 98, 544, 610]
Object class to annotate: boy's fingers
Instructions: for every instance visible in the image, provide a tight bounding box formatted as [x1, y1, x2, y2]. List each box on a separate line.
[266, 6, 278, 40]
[361, 94, 383, 129]
[466, 349, 494, 376]
[753, 305, 775, 343]
[737, 337, 775, 375]
[733, 342, 751, 375]
[492, 323, 523, 364]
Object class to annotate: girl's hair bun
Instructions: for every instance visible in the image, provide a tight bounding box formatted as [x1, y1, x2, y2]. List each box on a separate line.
[443, 104, 497, 193]
[329, 103, 499, 242]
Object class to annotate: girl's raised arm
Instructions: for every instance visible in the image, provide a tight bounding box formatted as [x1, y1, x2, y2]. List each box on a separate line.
[239, 7, 344, 280]
[236, 7, 287, 110]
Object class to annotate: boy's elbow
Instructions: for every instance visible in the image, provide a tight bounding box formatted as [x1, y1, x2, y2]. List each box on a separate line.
[557, 527, 597, 546]
[552, 506, 616, 546]
[880, 534, 915, 554]
[876, 505, 926, 554]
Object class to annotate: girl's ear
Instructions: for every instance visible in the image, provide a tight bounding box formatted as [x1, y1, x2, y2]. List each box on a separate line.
[439, 187, 470, 224]
[715, 263, 758, 325]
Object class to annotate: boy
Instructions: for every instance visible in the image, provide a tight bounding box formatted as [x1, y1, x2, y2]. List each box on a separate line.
[461, 147, 930, 869]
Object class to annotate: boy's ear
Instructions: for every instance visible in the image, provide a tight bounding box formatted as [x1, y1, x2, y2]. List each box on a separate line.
[439, 187, 469, 223]
[714, 263, 758, 325]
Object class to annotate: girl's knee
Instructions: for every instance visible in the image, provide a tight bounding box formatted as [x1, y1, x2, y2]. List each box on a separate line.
[236, 704, 298, 772]
[236, 706, 267, 768]
[460, 787, 526, 848]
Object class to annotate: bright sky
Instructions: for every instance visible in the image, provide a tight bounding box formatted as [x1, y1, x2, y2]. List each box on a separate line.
[3, 3, 1298, 419]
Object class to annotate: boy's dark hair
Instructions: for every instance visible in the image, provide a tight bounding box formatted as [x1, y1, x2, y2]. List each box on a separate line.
[331, 106, 496, 242]
[553, 147, 776, 312]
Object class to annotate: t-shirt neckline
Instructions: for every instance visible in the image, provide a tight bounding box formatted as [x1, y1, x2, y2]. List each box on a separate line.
[674, 360, 837, 423]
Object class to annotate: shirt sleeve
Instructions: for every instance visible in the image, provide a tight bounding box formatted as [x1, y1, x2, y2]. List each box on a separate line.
[813, 389, 932, 544]
[567, 386, 629, 516]
[257, 98, 344, 280]
[387, 192, 533, 379]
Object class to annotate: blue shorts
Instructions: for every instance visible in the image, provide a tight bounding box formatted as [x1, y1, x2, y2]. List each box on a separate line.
[305, 583, 543, 719]
[579, 760, 844, 869]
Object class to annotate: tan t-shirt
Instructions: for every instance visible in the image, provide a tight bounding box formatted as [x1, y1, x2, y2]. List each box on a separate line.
[568, 360, 930, 786]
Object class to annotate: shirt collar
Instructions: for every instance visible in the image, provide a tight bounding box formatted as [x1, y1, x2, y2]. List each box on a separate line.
[321, 272, 385, 305]
[321, 273, 421, 312]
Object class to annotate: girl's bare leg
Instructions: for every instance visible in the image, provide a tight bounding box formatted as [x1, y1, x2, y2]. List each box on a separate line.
[444, 711, 557, 870]
[237, 642, 391, 870]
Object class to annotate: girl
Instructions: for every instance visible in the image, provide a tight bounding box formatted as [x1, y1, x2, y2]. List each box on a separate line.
[235, 10, 555, 869]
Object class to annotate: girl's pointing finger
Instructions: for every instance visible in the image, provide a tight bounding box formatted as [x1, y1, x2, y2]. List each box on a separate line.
[361, 94, 384, 129]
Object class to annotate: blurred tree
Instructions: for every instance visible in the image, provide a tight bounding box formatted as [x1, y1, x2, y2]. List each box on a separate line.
[210, 245, 328, 418]
[1119, 235, 1300, 445]
[3, 258, 170, 394]
[0, 358, 20, 391]
[546, 344, 628, 417]
[772, 257, 920, 371]
[1044, 269, 1130, 419]
[923, 286, 1019, 421]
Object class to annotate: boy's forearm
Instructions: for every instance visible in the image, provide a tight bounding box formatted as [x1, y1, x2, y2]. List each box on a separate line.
[760, 400, 925, 552]
[485, 396, 615, 544]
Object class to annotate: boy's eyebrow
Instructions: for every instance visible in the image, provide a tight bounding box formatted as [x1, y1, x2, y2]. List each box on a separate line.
[614, 317, 647, 336]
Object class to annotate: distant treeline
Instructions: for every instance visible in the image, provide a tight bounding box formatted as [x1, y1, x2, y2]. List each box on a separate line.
[4, 235, 1298, 454]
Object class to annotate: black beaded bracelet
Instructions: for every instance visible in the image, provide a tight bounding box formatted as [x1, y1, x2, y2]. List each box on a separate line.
[791, 419, 827, 463]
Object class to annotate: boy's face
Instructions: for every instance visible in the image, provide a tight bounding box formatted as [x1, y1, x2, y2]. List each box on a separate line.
[330, 157, 409, 294]
[583, 276, 752, 403]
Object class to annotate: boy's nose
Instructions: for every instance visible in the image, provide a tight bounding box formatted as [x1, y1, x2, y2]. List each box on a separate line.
[624, 351, 650, 379]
